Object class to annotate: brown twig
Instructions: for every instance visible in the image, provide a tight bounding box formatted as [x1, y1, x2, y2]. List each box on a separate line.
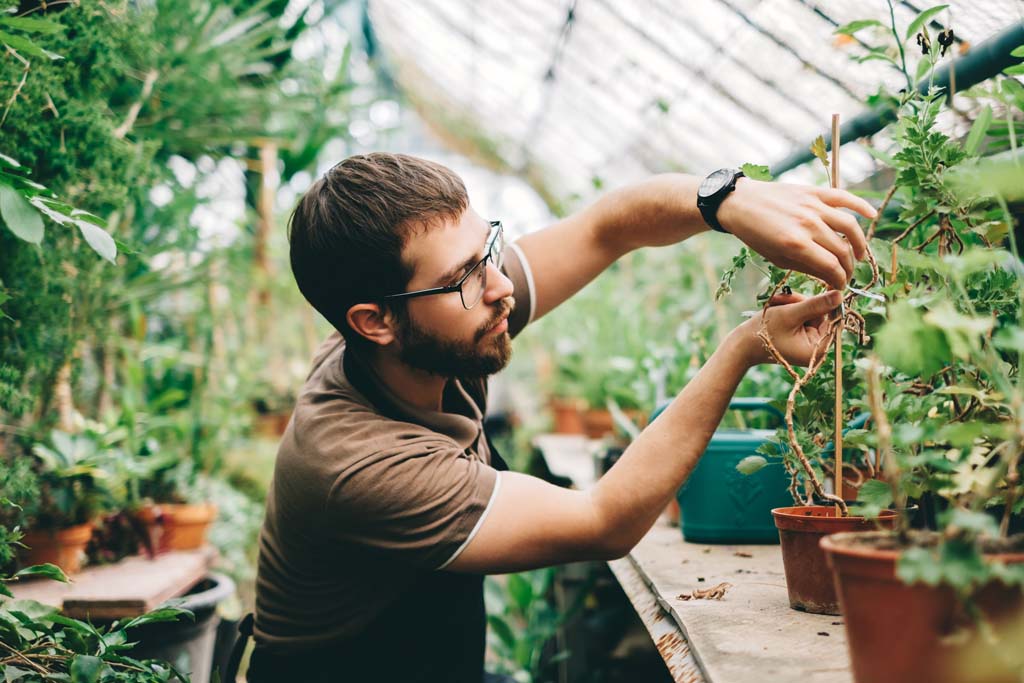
[866, 184, 898, 240]
[892, 209, 937, 244]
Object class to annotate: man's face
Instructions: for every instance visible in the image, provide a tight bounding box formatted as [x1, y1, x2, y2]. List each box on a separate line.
[391, 208, 515, 378]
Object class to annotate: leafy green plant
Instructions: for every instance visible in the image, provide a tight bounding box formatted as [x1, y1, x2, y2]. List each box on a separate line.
[21, 431, 114, 530]
[741, 5, 1024, 596]
[0, 501, 195, 681]
[485, 569, 579, 682]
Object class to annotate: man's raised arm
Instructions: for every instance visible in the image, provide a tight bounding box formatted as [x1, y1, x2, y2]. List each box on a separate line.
[514, 173, 876, 321]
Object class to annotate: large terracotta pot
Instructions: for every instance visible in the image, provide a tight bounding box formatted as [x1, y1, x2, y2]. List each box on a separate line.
[158, 503, 218, 551]
[20, 522, 95, 575]
[772, 506, 897, 614]
[822, 531, 1024, 683]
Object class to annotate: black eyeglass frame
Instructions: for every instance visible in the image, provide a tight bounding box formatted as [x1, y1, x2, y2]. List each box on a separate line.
[379, 220, 505, 310]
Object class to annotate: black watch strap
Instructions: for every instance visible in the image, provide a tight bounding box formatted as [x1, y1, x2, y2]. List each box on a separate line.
[697, 169, 745, 234]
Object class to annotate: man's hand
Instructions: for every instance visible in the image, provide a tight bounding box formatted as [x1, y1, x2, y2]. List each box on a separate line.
[732, 290, 842, 368]
[718, 178, 876, 290]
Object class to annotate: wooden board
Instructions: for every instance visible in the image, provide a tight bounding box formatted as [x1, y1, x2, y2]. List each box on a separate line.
[537, 435, 854, 683]
[7, 547, 216, 620]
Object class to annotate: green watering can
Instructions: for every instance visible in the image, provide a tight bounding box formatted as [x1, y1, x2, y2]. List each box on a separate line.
[650, 397, 792, 544]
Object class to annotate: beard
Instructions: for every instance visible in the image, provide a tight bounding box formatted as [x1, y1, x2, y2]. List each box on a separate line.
[395, 300, 513, 378]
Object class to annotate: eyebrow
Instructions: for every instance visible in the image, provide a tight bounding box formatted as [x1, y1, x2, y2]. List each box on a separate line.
[433, 229, 490, 287]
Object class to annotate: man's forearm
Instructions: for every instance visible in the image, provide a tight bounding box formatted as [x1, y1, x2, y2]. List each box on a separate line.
[587, 173, 708, 254]
[586, 328, 755, 556]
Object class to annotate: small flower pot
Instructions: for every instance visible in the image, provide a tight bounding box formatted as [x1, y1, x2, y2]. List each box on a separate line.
[581, 408, 646, 439]
[821, 531, 1024, 683]
[20, 522, 95, 575]
[161, 503, 218, 551]
[772, 505, 896, 615]
[549, 397, 586, 434]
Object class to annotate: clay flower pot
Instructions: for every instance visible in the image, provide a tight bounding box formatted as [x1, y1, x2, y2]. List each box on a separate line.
[136, 504, 170, 555]
[772, 505, 897, 614]
[822, 531, 1024, 683]
[20, 522, 95, 575]
[580, 408, 646, 439]
[549, 397, 586, 435]
[160, 503, 218, 551]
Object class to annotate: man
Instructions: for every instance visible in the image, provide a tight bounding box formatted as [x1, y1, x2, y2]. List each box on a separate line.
[243, 153, 875, 682]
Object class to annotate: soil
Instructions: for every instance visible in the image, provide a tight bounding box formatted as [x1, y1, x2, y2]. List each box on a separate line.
[834, 530, 1024, 553]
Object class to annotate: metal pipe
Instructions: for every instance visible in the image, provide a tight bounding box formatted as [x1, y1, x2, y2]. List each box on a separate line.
[770, 21, 1024, 177]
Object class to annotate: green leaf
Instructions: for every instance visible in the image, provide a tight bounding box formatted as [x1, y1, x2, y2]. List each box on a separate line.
[940, 508, 999, 537]
[858, 479, 894, 508]
[120, 606, 192, 631]
[1010, 45, 1024, 58]
[740, 163, 772, 181]
[810, 135, 829, 169]
[905, 5, 949, 41]
[736, 455, 768, 475]
[0, 183, 43, 243]
[834, 19, 884, 35]
[70, 655, 105, 683]
[994, 327, 1024, 353]
[76, 221, 117, 263]
[506, 573, 533, 613]
[0, 15, 64, 33]
[965, 105, 993, 155]
[0, 582, 12, 598]
[0, 30, 61, 59]
[487, 614, 517, 650]
[1003, 63, 1024, 76]
[875, 301, 950, 376]
[13, 563, 69, 583]
[923, 302, 993, 359]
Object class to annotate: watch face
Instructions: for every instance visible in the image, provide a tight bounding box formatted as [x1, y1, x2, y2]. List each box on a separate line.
[699, 168, 735, 199]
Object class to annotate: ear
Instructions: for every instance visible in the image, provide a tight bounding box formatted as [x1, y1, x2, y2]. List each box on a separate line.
[346, 303, 397, 347]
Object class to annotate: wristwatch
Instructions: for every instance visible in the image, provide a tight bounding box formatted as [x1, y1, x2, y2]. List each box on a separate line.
[697, 168, 745, 234]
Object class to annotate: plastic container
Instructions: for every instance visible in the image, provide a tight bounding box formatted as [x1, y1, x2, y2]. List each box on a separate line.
[651, 397, 792, 544]
[124, 572, 236, 683]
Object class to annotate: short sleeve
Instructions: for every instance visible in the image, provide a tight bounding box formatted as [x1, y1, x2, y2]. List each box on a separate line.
[502, 242, 535, 338]
[325, 434, 500, 570]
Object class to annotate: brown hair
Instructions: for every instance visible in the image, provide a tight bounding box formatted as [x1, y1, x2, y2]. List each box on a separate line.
[288, 153, 468, 351]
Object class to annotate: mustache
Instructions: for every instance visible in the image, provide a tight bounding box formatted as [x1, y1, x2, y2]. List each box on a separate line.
[475, 297, 515, 340]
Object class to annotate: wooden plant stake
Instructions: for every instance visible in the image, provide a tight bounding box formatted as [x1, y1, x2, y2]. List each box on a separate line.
[831, 113, 844, 512]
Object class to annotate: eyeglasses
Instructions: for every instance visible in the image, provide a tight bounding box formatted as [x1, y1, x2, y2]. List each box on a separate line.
[381, 221, 505, 310]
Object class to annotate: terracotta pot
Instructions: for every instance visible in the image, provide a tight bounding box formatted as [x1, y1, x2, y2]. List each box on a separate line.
[161, 503, 218, 551]
[772, 505, 897, 615]
[549, 397, 586, 434]
[580, 408, 646, 439]
[822, 531, 1024, 683]
[20, 522, 95, 575]
[254, 411, 291, 439]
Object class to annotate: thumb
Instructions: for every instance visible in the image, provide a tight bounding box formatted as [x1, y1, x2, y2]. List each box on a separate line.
[787, 290, 842, 323]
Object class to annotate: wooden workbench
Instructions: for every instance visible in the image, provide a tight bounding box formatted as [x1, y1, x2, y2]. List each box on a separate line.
[7, 546, 216, 620]
[535, 434, 853, 683]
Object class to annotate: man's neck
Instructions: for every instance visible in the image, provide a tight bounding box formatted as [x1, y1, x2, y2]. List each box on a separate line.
[368, 349, 449, 412]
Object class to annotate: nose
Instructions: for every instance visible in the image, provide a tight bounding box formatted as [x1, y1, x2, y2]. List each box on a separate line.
[482, 260, 514, 304]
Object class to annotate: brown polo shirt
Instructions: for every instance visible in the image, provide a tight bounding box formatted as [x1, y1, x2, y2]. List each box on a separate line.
[253, 243, 535, 652]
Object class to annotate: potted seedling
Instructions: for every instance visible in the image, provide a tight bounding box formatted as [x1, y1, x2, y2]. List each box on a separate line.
[17, 430, 112, 574]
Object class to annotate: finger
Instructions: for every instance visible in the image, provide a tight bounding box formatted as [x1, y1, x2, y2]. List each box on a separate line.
[811, 223, 855, 284]
[768, 292, 804, 306]
[775, 242, 847, 290]
[785, 290, 842, 325]
[820, 206, 868, 260]
[817, 187, 877, 220]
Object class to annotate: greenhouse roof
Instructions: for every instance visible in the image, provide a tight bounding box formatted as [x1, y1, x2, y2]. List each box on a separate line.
[367, 0, 1023, 207]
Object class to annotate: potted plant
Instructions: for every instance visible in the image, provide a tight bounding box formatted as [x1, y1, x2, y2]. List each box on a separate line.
[137, 457, 218, 552]
[758, 7, 1024, 678]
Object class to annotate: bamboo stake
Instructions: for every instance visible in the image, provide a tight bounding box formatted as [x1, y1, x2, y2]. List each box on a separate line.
[832, 113, 844, 512]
